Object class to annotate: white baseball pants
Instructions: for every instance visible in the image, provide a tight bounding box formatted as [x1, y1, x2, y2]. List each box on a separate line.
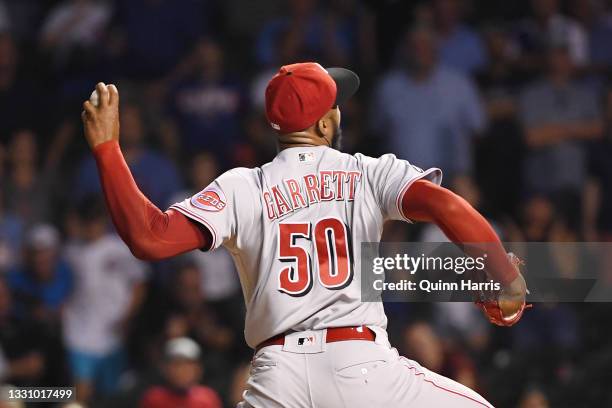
[238, 329, 494, 408]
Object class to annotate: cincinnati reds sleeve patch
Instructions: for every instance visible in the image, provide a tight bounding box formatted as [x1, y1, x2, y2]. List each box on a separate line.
[191, 186, 227, 212]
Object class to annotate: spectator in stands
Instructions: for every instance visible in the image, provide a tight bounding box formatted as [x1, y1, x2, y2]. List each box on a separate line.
[0, 33, 34, 145]
[588, 87, 612, 241]
[518, 387, 550, 408]
[39, 0, 112, 67]
[518, 34, 602, 205]
[0, 278, 44, 386]
[241, 114, 277, 165]
[511, 300, 579, 353]
[162, 262, 235, 353]
[433, 0, 487, 74]
[169, 150, 220, 206]
[189, 236, 240, 307]
[402, 323, 445, 372]
[476, 24, 525, 217]
[112, 0, 209, 79]
[250, 26, 304, 112]
[510, 195, 554, 242]
[127, 259, 237, 394]
[75, 102, 182, 208]
[371, 24, 485, 183]
[588, 4, 612, 75]
[513, 0, 588, 71]
[569, 0, 612, 75]
[325, 0, 377, 68]
[0, 189, 24, 274]
[255, 0, 361, 67]
[433, 300, 490, 353]
[140, 337, 222, 408]
[401, 322, 480, 391]
[7, 224, 72, 322]
[165, 153, 245, 358]
[189, 151, 218, 192]
[0, 277, 67, 387]
[505, 199, 581, 364]
[167, 38, 245, 162]
[190, 244, 245, 357]
[178, 153, 241, 303]
[63, 197, 147, 402]
[4, 130, 51, 224]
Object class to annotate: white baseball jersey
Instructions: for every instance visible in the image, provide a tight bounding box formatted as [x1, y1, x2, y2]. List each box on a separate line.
[171, 146, 441, 348]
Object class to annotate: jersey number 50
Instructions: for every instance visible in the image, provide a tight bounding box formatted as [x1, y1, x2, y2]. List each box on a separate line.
[277, 218, 353, 296]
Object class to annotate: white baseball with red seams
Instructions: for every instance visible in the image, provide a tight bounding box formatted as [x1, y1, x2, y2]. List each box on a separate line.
[171, 146, 494, 407]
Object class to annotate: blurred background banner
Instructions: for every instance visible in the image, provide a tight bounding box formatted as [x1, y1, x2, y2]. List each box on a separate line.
[1, 0, 612, 407]
[361, 242, 612, 302]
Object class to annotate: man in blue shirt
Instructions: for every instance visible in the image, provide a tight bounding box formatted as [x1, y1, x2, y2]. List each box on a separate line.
[167, 38, 245, 162]
[8, 224, 73, 321]
[518, 38, 602, 197]
[433, 0, 488, 75]
[371, 24, 485, 183]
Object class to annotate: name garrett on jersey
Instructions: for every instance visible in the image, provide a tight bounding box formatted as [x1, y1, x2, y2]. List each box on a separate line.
[263, 170, 362, 220]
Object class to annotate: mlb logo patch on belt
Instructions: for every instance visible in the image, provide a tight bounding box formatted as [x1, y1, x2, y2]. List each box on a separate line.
[283, 330, 326, 354]
[297, 336, 315, 346]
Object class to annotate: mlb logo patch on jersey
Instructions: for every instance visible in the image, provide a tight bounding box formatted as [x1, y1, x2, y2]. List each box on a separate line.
[298, 152, 315, 163]
[191, 186, 226, 212]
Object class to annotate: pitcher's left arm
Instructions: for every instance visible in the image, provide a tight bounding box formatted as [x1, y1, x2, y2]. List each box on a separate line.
[402, 179, 528, 325]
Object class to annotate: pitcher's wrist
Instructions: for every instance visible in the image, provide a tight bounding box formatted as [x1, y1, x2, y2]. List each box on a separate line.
[93, 140, 120, 159]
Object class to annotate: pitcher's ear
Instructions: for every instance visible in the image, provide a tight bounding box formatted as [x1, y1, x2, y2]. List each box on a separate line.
[316, 117, 329, 137]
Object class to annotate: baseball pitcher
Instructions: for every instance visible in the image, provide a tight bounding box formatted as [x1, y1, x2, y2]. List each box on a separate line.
[81, 63, 528, 407]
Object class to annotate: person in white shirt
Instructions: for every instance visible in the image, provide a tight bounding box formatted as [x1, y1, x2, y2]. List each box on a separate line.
[63, 196, 147, 403]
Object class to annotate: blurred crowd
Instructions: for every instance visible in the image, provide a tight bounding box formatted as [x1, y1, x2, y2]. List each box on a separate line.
[1, 0, 612, 407]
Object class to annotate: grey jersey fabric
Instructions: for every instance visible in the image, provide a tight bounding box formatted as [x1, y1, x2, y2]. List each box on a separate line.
[171, 146, 442, 348]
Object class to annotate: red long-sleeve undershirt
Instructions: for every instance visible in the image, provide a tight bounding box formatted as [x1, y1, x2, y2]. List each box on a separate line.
[94, 140, 517, 284]
[401, 180, 518, 285]
[94, 140, 210, 260]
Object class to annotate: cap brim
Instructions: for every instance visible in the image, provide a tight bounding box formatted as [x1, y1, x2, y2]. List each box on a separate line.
[327, 67, 360, 106]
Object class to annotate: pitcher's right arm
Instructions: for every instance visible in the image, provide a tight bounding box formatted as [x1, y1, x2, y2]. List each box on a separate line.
[81, 83, 211, 260]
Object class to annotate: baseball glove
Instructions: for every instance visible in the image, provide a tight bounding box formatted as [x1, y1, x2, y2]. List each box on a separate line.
[475, 253, 531, 327]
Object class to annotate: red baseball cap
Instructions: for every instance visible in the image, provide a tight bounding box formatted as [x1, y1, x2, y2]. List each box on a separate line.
[265, 62, 360, 133]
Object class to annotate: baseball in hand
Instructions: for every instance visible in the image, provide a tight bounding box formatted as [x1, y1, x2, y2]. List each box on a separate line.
[89, 83, 105, 107]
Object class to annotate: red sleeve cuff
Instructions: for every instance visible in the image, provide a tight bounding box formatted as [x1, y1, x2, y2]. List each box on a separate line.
[93, 140, 120, 160]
